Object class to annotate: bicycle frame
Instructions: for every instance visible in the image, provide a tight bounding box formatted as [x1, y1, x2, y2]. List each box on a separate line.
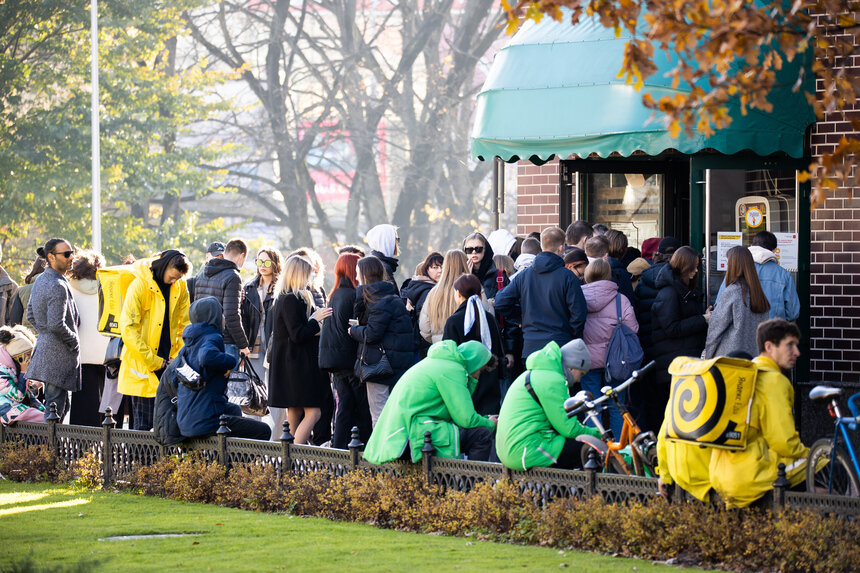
[825, 395, 860, 494]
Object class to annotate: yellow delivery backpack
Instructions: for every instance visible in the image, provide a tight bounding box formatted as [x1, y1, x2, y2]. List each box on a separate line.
[664, 356, 759, 450]
[97, 265, 138, 337]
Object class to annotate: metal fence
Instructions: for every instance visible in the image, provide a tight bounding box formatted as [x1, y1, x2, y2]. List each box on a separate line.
[2, 409, 859, 518]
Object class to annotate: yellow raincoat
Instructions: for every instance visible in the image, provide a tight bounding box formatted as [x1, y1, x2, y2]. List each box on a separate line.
[709, 355, 808, 508]
[657, 407, 713, 502]
[117, 258, 190, 398]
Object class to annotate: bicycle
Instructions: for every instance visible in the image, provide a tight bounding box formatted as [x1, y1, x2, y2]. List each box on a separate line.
[563, 361, 657, 476]
[806, 385, 860, 496]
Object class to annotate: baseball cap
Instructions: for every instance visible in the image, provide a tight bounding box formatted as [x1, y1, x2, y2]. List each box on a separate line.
[207, 242, 226, 256]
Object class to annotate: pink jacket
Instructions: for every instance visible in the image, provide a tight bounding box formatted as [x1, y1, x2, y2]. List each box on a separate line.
[581, 280, 638, 369]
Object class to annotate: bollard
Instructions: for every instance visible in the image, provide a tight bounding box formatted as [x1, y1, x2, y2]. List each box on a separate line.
[772, 462, 789, 513]
[584, 448, 600, 499]
[101, 407, 116, 487]
[217, 414, 231, 469]
[348, 426, 363, 471]
[421, 431, 434, 485]
[279, 420, 294, 477]
[46, 402, 60, 464]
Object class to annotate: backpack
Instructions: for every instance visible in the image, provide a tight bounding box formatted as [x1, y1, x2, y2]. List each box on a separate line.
[664, 356, 758, 450]
[153, 349, 186, 446]
[96, 265, 137, 336]
[604, 294, 644, 382]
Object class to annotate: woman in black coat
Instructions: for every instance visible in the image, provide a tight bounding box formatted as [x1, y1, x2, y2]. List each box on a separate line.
[442, 274, 504, 415]
[348, 257, 415, 426]
[319, 253, 371, 449]
[267, 256, 333, 444]
[400, 251, 443, 359]
[463, 232, 508, 299]
[645, 246, 712, 433]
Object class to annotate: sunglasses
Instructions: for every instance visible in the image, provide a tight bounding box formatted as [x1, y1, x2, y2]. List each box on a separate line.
[464, 246, 484, 255]
[255, 259, 273, 268]
[52, 250, 74, 258]
[14, 352, 31, 364]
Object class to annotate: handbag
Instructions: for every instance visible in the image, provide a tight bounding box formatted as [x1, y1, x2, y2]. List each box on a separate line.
[174, 348, 205, 391]
[103, 336, 124, 378]
[227, 358, 269, 417]
[354, 332, 394, 383]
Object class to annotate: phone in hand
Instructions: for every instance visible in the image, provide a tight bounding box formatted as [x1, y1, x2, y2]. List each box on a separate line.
[348, 319, 359, 326]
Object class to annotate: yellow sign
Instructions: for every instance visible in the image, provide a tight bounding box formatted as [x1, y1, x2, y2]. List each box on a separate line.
[664, 356, 758, 450]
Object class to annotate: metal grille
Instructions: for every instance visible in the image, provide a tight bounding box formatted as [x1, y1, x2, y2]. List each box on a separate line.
[56, 425, 103, 467]
[785, 491, 860, 517]
[227, 438, 281, 470]
[3, 422, 50, 447]
[595, 473, 659, 505]
[430, 458, 504, 491]
[511, 467, 590, 501]
[290, 445, 351, 477]
[110, 429, 162, 477]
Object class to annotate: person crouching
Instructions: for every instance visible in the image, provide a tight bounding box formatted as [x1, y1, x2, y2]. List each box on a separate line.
[176, 297, 270, 440]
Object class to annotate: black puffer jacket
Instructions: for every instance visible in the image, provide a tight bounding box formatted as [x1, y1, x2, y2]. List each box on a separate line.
[401, 277, 434, 316]
[153, 352, 184, 446]
[633, 262, 666, 351]
[350, 281, 415, 386]
[192, 258, 248, 349]
[371, 251, 400, 293]
[650, 263, 708, 385]
[319, 277, 358, 372]
[609, 256, 636, 306]
[442, 300, 504, 415]
[241, 276, 275, 355]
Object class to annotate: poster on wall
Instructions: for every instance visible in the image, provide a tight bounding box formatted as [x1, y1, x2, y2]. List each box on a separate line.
[717, 232, 743, 271]
[774, 232, 799, 272]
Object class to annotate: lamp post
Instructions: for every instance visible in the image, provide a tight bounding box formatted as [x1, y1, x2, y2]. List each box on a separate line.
[91, 0, 101, 252]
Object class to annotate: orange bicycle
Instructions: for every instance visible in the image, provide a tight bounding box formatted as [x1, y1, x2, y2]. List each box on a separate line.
[564, 361, 657, 476]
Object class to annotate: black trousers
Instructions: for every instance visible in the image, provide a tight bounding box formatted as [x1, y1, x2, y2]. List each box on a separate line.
[70, 364, 105, 427]
[331, 370, 372, 450]
[459, 426, 494, 462]
[552, 438, 586, 470]
[221, 403, 271, 440]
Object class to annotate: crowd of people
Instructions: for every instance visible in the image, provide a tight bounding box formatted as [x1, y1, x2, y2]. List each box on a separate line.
[0, 220, 805, 507]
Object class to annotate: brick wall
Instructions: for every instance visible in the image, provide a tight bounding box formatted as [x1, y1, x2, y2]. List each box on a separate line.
[807, 15, 860, 384]
[516, 159, 561, 235]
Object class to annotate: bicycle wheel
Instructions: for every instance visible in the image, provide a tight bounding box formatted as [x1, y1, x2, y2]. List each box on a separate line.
[806, 438, 860, 496]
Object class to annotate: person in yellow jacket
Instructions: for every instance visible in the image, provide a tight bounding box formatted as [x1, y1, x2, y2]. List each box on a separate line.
[709, 319, 808, 508]
[118, 250, 190, 430]
[656, 416, 714, 502]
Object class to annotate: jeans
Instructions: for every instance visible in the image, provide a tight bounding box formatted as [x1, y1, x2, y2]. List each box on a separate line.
[331, 371, 372, 449]
[43, 383, 70, 422]
[581, 368, 626, 438]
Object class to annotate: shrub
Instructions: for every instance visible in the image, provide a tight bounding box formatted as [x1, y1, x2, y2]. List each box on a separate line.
[0, 443, 56, 482]
[59, 451, 103, 490]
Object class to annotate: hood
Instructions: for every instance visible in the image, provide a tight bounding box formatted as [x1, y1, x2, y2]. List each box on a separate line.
[150, 249, 184, 284]
[366, 224, 399, 258]
[514, 253, 535, 271]
[487, 229, 516, 258]
[371, 251, 399, 275]
[458, 340, 492, 374]
[70, 277, 99, 295]
[640, 261, 667, 289]
[749, 245, 777, 265]
[0, 267, 15, 288]
[582, 280, 619, 312]
[204, 257, 238, 278]
[641, 238, 661, 261]
[532, 251, 564, 274]
[427, 339, 463, 363]
[189, 296, 223, 331]
[465, 238, 496, 280]
[654, 261, 681, 289]
[363, 280, 399, 298]
[524, 341, 564, 377]
[627, 257, 652, 278]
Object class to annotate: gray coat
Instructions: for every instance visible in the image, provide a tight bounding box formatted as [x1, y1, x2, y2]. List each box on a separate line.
[26, 267, 81, 391]
[703, 282, 768, 359]
[0, 266, 18, 327]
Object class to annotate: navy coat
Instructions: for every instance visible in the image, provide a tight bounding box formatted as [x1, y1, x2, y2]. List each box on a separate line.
[494, 251, 587, 360]
[633, 261, 667, 352]
[609, 256, 636, 306]
[350, 281, 415, 386]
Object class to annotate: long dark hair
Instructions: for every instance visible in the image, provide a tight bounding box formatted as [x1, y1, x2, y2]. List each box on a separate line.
[357, 256, 386, 306]
[669, 246, 699, 288]
[725, 246, 770, 314]
[24, 257, 47, 285]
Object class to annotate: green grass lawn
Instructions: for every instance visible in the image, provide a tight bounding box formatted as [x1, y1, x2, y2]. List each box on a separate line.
[0, 481, 701, 572]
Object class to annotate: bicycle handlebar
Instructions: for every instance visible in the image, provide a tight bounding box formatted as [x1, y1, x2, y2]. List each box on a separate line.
[564, 361, 656, 418]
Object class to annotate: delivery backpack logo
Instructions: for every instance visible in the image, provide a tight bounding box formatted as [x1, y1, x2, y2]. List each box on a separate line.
[664, 356, 758, 450]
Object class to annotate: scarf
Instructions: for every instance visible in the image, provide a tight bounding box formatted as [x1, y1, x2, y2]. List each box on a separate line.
[464, 295, 492, 351]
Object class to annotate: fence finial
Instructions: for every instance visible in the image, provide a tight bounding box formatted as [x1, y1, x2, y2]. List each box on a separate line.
[279, 420, 294, 443]
[772, 462, 789, 512]
[421, 430, 434, 454]
[217, 414, 231, 436]
[46, 402, 60, 422]
[348, 426, 363, 449]
[102, 407, 116, 428]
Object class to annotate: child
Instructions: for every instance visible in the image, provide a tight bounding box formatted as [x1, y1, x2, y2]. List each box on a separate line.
[0, 326, 44, 424]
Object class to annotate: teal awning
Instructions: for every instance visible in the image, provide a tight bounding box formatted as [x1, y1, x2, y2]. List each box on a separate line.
[471, 14, 815, 163]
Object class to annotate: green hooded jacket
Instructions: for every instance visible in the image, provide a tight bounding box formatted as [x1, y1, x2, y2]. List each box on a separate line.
[495, 341, 601, 470]
[363, 340, 495, 464]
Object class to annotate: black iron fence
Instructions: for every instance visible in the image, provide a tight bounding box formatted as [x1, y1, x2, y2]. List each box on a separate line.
[2, 407, 859, 518]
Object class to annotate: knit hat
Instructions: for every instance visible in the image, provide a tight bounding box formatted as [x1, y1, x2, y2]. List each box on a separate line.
[641, 237, 660, 260]
[561, 338, 590, 372]
[458, 340, 492, 374]
[658, 236, 682, 255]
[487, 229, 516, 258]
[627, 257, 651, 278]
[365, 224, 399, 258]
[0, 327, 35, 359]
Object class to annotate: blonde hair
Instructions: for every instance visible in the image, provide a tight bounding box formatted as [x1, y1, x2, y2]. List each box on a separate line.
[424, 250, 470, 331]
[584, 258, 612, 283]
[275, 255, 315, 314]
[290, 247, 325, 293]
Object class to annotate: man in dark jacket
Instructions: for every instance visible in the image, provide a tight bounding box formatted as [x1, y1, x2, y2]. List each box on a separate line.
[192, 238, 250, 357]
[187, 241, 224, 304]
[495, 227, 587, 361]
[176, 297, 270, 440]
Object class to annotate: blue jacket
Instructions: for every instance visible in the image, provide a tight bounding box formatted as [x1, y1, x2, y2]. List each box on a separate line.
[609, 256, 636, 306]
[495, 251, 587, 359]
[716, 246, 800, 321]
[176, 297, 239, 438]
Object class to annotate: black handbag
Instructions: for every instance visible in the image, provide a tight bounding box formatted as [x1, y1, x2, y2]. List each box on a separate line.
[354, 332, 394, 383]
[103, 336, 124, 378]
[227, 358, 269, 417]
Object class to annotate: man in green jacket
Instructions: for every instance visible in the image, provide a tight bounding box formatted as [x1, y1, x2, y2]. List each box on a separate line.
[496, 339, 602, 470]
[363, 340, 498, 464]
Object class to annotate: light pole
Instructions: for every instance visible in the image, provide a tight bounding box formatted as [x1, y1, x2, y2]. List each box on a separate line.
[91, 0, 101, 252]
